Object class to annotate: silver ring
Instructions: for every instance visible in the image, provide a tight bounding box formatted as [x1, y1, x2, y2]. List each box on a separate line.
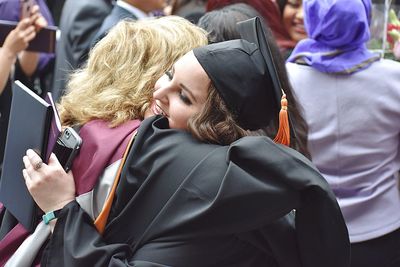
[34, 160, 43, 171]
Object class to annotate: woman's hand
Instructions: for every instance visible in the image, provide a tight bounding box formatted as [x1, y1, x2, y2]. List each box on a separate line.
[2, 18, 36, 57]
[1, 4, 47, 58]
[30, 4, 47, 31]
[0, 18, 36, 94]
[22, 149, 76, 213]
[18, 5, 48, 76]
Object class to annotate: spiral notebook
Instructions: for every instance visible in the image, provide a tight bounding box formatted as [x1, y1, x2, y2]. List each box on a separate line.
[0, 81, 53, 231]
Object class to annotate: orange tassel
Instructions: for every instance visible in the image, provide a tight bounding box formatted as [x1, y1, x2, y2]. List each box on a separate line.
[273, 92, 290, 146]
[94, 131, 137, 234]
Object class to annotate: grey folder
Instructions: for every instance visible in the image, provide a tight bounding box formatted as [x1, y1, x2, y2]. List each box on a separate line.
[0, 81, 52, 232]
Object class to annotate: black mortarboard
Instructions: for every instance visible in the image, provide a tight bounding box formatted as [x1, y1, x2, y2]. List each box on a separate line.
[193, 17, 282, 131]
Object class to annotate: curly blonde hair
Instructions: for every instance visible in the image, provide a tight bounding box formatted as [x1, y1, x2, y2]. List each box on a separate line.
[58, 16, 208, 127]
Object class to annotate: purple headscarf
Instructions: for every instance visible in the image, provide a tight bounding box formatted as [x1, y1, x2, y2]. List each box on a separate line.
[0, 0, 55, 71]
[287, 0, 380, 74]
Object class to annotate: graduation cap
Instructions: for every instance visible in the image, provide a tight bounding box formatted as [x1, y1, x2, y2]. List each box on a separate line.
[193, 17, 290, 145]
[238, 17, 291, 145]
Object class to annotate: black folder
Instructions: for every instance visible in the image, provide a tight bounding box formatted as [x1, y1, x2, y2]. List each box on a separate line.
[0, 19, 57, 53]
[0, 81, 52, 231]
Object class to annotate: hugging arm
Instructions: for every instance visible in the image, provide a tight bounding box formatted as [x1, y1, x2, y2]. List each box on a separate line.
[221, 137, 351, 267]
[30, 117, 350, 267]
[23, 153, 169, 267]
[41, 201, 166, 267]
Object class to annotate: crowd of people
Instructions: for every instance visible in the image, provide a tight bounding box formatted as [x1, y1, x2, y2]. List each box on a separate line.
[0, 0, 399, 266]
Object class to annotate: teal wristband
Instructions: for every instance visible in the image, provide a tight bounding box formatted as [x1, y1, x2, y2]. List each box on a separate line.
[42, 209, 62, 225]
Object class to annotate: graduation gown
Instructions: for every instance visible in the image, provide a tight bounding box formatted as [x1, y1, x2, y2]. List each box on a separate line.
[41, 116, 350, 267]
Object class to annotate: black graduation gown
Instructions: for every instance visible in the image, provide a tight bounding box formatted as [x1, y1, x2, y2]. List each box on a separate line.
[41, 116, 350, 267]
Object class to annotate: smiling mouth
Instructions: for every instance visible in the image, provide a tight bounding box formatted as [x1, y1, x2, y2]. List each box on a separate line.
[293, 24, 306, 34]
[151, 102, 168, 117]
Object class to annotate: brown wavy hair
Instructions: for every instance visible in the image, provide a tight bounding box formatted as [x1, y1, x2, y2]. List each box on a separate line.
[188, 85, 249, 145]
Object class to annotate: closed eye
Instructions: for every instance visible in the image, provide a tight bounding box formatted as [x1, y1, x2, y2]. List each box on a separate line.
[178, 89, 192, 105]
[287, 0, 301, 7]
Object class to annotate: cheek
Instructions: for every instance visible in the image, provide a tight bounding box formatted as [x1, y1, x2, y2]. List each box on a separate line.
[169, 112, 191, 130]
[282, 9, 293, 29]
[169, 103, 197, 130]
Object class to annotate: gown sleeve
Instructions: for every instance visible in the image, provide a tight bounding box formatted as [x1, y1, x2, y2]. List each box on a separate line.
[207, 136, 351, 267]
[131, 135, 350, 267]
[41, 201, 173, 267]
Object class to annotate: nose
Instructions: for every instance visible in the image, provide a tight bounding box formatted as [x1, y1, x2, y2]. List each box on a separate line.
[153, 75, 169, 104]
[296, 5, 304, 20]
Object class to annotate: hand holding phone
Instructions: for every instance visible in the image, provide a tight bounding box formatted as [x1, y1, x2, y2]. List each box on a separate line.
[20, 0, 48, 32]
[52, 127, 82, 172]
[20, 0, 35, 20]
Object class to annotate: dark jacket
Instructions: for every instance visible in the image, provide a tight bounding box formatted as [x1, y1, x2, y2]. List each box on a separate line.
[51, 0, 112, 101]
[91, 4, 138, 47]
[42, 116, 350, 267]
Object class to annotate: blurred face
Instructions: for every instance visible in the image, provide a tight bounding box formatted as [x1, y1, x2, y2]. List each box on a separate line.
[283, 0, 307, 43]
[151, 51, 210, 130]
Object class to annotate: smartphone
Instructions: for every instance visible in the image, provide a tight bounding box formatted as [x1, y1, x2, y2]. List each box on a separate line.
[20, 0, 36, 19]
[52, 127, 82, 172]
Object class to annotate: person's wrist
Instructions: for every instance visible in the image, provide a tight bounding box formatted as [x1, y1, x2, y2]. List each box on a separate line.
[42, 209, 62, 225]
[1, 46, 18, 60]
[19, 50, 38, 58]
[42, 200, 74, 229]
[43, 198, 74, 214]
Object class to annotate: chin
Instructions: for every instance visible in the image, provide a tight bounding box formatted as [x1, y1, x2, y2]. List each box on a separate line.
[169, 121, 188, 130]
[291, 33, 307, 43]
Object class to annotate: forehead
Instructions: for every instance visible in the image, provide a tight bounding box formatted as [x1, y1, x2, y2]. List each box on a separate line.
[174, 51, 211, 101]
[175, 52, 206, 75]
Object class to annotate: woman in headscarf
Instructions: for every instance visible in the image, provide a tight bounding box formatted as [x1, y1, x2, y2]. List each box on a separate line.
[286, 0, 400, 266]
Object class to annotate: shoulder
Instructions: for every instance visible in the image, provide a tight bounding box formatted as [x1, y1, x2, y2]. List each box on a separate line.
[64, 0, 111, 21]
[96, 6, 126, 33]
[367, 58, 400, 75]
[108, 5, 138, 22]
[67, 0, 111, 11]
[134, 116, 222, 160]
[354, 59, 400, 97]
[285, 62, 323, 83]
[285, 62, 314, 72]
[229, 136, 316, 169]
